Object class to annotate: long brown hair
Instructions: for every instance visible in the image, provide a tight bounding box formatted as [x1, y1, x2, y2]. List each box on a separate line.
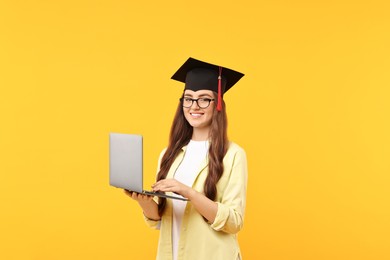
[156, 92, 229, 216]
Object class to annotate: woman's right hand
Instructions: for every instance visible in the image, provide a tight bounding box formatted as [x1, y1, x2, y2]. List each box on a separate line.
[124, 190, 154, 203]
[123, 190, 161, 221]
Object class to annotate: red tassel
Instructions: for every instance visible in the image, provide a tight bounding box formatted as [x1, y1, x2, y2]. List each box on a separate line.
[217, 67, 222, 111]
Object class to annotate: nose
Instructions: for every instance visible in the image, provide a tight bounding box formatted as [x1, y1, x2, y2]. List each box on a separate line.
[190, 100, 201, 109]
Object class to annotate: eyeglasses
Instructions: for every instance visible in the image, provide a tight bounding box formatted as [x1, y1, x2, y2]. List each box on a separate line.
[180, 97, 215, 109]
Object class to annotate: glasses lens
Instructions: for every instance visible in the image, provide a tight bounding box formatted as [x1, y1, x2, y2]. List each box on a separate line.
[181, 98, 212, 108]
[182, 98, 192, 108]
[198, 98, 210, 108]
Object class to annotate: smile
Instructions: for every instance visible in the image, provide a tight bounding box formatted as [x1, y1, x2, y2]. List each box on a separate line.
[190, 113, 204, 118]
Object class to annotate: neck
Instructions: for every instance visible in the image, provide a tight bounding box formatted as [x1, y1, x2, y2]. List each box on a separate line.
[191, 127, 210, 141]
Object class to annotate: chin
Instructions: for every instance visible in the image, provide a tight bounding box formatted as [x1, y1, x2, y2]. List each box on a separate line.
[189, 122, 203, 128]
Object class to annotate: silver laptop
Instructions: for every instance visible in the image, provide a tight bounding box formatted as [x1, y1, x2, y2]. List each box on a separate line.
[109, 133, 187, 201]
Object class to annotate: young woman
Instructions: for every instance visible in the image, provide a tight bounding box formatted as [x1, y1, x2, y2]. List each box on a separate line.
[125, 57, 248, 260]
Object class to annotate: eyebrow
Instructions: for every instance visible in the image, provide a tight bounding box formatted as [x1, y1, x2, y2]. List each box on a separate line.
[184, 93, 213, 98]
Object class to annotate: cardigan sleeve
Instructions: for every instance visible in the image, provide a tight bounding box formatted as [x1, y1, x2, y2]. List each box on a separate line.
[210, 147, 248, 234]
[143, 148, 167, 229]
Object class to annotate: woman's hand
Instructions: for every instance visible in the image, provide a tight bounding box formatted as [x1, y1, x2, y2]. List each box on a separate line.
[152, 179, 193, 199]
[153, 179, 217, 223]
[124, 190, 154, 203]
[123, 190, 160, 220]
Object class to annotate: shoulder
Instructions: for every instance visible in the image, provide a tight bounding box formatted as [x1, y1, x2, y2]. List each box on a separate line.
[224, 142, 247, 161]
[159, 147, 168, 156]
[226, 141, 246, 155]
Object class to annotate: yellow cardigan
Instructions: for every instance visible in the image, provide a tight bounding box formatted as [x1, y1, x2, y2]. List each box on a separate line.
[144, 142, 248, 260]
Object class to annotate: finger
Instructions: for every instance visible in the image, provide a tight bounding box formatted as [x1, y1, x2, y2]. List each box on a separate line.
[152, 182, 163, 191]
[154, 185, 171, 192]
[141, 194, 153, 201]
[131, 192, 140, 200]
[124, 190, 134, 197]
[152, 184, 164, 192]
[151, 181, 162, 188]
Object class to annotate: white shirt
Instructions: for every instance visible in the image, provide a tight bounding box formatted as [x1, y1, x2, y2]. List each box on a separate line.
[172, 140, 209, 260]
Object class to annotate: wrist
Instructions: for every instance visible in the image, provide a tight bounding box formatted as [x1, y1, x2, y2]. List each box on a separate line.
[143, 212, 160, 221]
[186, 188, 197, 200]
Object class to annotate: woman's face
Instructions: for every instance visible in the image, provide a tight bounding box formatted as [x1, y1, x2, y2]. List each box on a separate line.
[182, 89, 215, 131]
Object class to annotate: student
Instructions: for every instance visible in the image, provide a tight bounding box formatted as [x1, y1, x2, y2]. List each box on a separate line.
[125, 57, 248, 260]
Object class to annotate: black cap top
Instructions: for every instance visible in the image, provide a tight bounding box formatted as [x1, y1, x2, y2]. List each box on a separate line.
[171, 57, 244, 94]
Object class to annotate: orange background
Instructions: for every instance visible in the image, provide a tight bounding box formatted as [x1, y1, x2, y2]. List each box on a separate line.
[0, 0, 389, 259]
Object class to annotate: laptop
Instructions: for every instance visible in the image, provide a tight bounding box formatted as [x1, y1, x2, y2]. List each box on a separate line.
[109, 133, 188, 201]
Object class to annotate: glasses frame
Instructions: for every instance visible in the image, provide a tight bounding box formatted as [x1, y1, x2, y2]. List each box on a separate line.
[180, 97, 215, 109]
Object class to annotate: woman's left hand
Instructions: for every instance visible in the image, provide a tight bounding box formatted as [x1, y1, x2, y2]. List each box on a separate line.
[152, 179, 192, 198]
[153, 178, 218, 223]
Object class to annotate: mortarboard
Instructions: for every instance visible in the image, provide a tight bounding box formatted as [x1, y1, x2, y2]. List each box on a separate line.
[171, 57, 244, 111]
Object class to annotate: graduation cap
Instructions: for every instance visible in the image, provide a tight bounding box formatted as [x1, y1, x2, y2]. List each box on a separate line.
[171, 57, 244, 111]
